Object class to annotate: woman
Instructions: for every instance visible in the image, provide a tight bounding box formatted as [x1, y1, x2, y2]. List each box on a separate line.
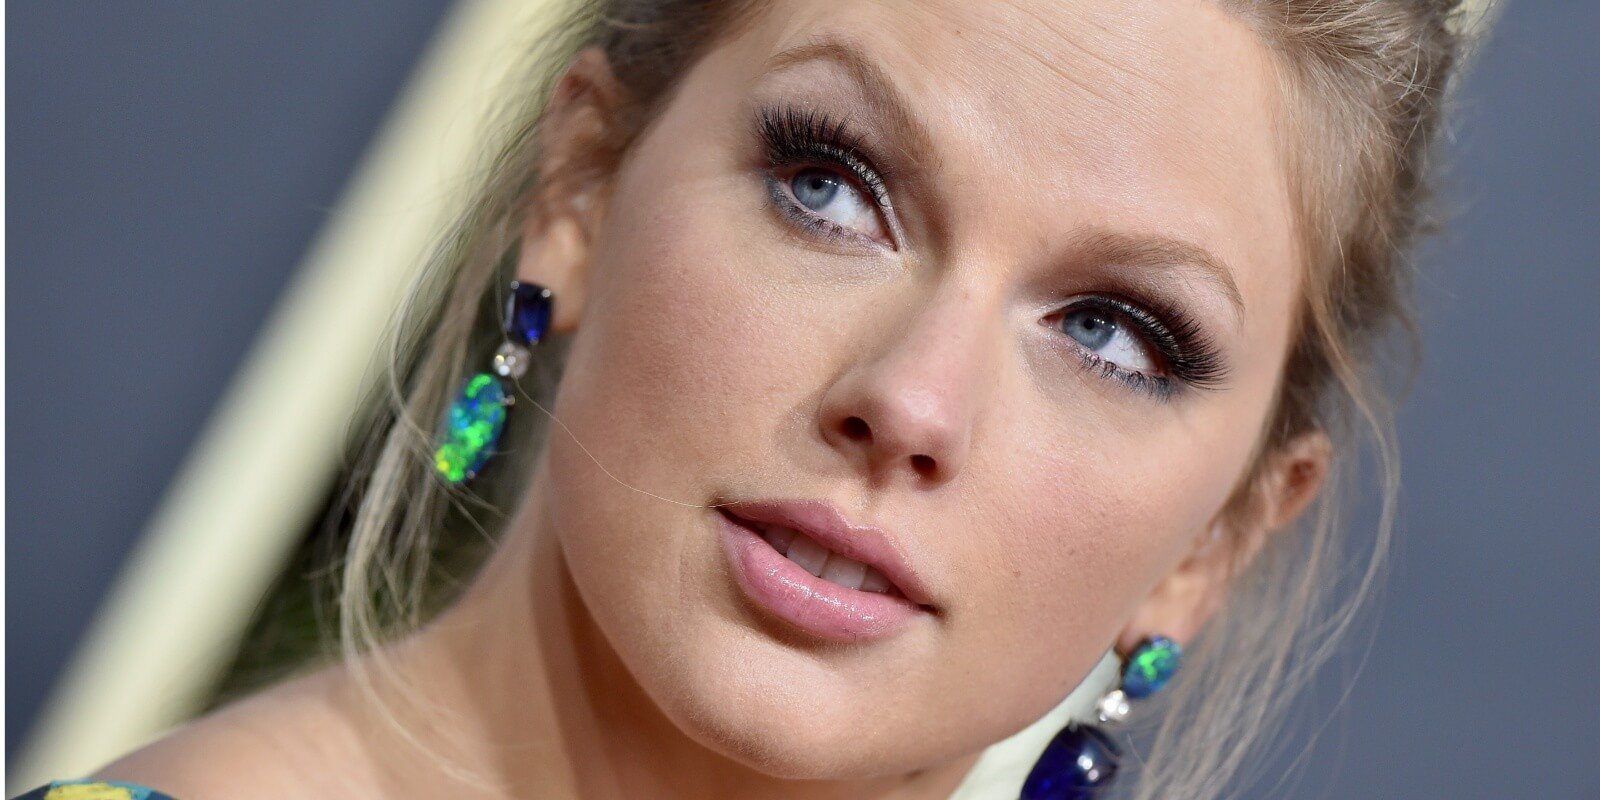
[18, 0, 1467, 798]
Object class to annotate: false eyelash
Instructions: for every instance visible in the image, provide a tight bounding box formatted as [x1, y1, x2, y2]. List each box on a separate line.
[755, 104, 893, 212]
[1058, 294, 1230, 397]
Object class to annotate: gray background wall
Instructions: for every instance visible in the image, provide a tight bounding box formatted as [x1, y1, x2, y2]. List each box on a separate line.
[1237, 4, 1600, 796]
[7, 3, 1597, 796]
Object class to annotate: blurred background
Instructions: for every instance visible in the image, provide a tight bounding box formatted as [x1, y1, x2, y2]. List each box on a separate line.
[7, 1, 1598, 797]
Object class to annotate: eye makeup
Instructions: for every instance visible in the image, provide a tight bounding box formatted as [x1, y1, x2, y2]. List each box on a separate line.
[755, 103, 897, 247]
[752, 100, 1229, 401]
[1042, 293, 1229, 401]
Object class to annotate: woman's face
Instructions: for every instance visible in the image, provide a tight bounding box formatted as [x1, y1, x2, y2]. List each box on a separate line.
[533, 0, 1300, 778]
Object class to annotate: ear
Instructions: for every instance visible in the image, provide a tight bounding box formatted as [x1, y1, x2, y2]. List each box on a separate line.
[1116, 429, 1333, 653]
[515, 46, 625, 336]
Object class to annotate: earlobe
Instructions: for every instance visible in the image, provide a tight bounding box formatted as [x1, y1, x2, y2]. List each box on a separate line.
[515, 215, 589, 335]
[1114, 527, 1224, 652]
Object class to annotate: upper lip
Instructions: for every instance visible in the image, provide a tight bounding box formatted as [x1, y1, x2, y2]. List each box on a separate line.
[718, 497, 936, 609]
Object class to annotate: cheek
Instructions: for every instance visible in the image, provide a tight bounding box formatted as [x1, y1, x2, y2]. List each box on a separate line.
[928, 395, 1257, 710]
[555, 185, 790, 475]
[538, 134, 846, 654]
[992, 429, 1231, 610]
[552, 136, 882, 487]
[542, 168, 766, 521]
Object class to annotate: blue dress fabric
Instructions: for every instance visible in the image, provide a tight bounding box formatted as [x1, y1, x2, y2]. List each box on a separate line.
[11, 779, 177, 800]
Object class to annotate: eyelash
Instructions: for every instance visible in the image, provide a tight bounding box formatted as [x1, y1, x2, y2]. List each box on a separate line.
[753, 102, 1226, 400]
[1043, 295, 1228, 402]
[755, 104, 894, 245]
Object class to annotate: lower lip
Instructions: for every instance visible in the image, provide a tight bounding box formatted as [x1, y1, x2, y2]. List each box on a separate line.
[716, 509, 929, 643]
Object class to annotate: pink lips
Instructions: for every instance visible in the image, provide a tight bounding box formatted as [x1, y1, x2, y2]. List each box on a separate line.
[715, 498, 935, 643]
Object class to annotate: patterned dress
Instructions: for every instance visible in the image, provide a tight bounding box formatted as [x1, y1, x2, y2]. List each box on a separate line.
[12, 780, 176, 800]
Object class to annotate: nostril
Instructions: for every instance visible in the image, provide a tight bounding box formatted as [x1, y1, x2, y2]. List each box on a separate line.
[909, 454, 936, 478]
[842, 416, 872, 442]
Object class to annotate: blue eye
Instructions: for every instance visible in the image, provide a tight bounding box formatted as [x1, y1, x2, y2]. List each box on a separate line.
[1061, 306, 1117, 351]
[792, 168, 843, 210]
[1055, 303, 1158, 374]
[1044, 295, 1230, 400]
[757, 105, 894, 247]
[777, 166, 886, 242]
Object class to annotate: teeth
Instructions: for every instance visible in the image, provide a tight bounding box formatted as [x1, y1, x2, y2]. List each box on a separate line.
[820, 553, 867, 589]
[785, 533, 831, 577]
[860, 567, 893, 594]
[758, 525, 900, 596]
[760, 525, 798, 555]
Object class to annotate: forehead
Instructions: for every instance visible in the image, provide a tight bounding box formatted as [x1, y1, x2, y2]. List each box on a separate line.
[720, 0, 1298, 321]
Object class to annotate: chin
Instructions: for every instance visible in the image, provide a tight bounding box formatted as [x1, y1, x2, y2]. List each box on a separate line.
[643, 632, 926, 780]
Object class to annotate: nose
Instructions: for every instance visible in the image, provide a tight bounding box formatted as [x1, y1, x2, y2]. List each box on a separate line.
[817, 282, 992, 489]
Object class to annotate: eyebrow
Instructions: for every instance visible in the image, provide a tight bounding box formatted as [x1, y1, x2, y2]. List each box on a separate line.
[1070, 228, 1247, 321]
[763, 38, 1246, 321]
[761, 36, 940, 172]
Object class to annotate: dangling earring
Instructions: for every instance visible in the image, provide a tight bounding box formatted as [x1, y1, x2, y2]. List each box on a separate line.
[1020, 636, 1183, 800]
[433, 280, 554, 485]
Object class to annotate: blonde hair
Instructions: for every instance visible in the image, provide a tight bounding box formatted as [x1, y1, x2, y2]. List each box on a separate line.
[276, 1, 1475, 797]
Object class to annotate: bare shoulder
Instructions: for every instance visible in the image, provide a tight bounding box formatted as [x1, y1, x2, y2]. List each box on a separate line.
[87, 667, 374, 800]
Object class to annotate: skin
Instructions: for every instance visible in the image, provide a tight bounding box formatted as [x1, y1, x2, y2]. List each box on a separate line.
[97, 0, 1330, 798]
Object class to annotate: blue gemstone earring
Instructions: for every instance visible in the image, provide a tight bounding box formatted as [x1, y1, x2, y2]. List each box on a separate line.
[432, 280, 553, 485]
[1021, 636, 1183, 800]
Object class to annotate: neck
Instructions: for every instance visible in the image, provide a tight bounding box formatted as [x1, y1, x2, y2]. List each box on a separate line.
[357, 458, 976, 800]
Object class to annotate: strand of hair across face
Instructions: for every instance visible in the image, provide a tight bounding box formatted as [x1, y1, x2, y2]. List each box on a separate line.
[511, 381, 735, 510]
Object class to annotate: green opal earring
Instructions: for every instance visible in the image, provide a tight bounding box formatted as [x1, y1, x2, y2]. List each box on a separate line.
[432, 280, 553, 485]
